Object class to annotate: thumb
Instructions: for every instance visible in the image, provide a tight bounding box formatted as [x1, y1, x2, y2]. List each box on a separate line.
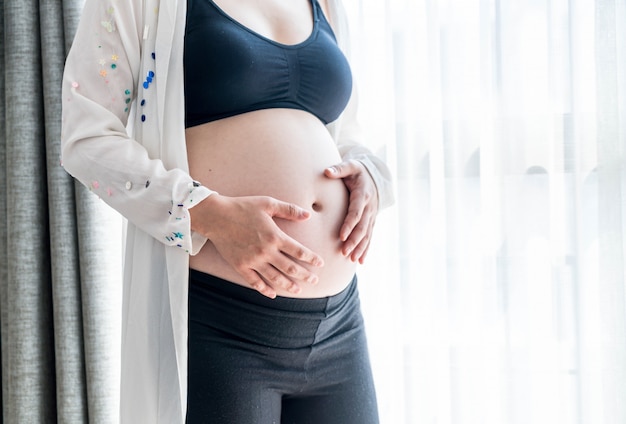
[269, 199, 311, 221]
[324, 161, 353, 179]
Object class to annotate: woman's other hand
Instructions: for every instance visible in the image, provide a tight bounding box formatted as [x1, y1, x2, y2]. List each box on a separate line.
[189, 195, 324, 298]
[324, 160, 379, 264]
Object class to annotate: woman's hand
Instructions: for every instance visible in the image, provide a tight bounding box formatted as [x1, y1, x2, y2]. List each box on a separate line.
[189, 194, 324, 299]
[324, 159, 379, 264]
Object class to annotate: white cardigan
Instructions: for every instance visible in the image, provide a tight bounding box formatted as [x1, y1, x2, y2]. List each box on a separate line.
[61, 0, 393, 422]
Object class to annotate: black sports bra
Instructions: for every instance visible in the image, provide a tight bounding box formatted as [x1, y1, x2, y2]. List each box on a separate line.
[184, 0, 353, 127]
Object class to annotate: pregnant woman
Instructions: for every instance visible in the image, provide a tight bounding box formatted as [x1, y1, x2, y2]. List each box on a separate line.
[61, 0, 393, 422]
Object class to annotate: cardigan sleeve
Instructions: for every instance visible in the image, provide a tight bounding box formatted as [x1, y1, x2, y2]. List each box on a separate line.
[61, 0, 215, 254]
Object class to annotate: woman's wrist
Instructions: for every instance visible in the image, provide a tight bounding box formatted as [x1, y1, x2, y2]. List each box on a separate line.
[189, 193, 223, 237]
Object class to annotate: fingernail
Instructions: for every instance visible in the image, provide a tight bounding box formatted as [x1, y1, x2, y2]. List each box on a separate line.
[327, 167, 337, 174]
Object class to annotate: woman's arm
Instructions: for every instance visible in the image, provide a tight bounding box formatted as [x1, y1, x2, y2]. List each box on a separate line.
[325, 85, 394, 263]
[61, 0, 215, 254]
[323, 0, 395, 262]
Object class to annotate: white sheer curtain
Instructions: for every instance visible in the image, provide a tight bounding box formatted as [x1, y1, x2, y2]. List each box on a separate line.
[349, 0, 626, 423]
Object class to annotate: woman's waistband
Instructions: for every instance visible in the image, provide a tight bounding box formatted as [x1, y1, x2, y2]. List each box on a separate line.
[188, 269, 361, 348]
[189, 268, 357, 315]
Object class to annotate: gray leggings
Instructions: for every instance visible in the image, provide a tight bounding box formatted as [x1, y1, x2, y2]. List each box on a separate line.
[187, 269, 379, 424]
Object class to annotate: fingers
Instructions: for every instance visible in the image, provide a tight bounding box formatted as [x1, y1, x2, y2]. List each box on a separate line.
[242, 269, 278, 299]
[255, 264, 302, 295]
[342, 212, 375, 260]
[194, 194, 325, 298]
[340, 195, 364, 241]
[239, 248, 320, 299]
[350, 216, 376, 263]
[234, 215, 323, 298]
[264, 199, 325, 267]
[339, 191, 377, 262]
[280, 237, 325, 268]
[269, 199, 312, 221]
[245, 258, 321, 299]
[324, 159, 360, 179]
[234, 237, 322, 298]
[325, 160, 379, 264]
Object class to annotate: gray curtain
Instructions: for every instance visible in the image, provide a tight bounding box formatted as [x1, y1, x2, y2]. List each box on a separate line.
[1, 0, 121, 422]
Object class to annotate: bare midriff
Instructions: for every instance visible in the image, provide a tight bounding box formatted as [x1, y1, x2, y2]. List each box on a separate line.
[186, 108, 356, 298]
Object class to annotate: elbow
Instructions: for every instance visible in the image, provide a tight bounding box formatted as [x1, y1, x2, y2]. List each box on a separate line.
[60, 100, 84, 179]
[60, 128, 90, 183]
[60, 111, 99, 181]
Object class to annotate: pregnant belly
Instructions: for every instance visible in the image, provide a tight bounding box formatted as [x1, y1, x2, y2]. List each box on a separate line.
[186, 109, 357, 298]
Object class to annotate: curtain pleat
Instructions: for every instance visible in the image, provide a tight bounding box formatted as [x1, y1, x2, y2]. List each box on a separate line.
[3, 0, 57, 421]
[41, 0, 89, 421]
[0, 0, 7, 419]
[2, 0, 122, 422]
